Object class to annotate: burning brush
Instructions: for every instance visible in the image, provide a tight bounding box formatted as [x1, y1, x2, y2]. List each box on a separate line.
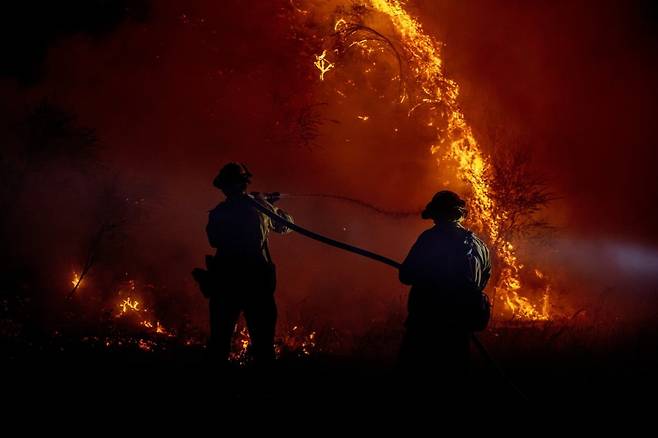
[306, 0, 553, 321]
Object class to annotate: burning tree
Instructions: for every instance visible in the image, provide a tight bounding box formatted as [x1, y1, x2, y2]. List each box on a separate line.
[67, 177, 148, 299]
[483, 126, 556, 242]
[0, 102, 160, 351]
[295, 0, 555, 321]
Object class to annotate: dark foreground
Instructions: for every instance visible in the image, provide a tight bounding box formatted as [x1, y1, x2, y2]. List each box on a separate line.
[4, 321, 658, 413]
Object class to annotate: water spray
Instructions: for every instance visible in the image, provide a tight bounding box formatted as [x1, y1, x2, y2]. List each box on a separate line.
[253, 192, 422, 218]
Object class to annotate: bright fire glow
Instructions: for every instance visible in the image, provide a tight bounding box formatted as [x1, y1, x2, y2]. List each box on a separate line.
[310, 0, 550, 320]
[119, 297, 141, 313]
[116, 294, 174, 337]
[369, 0, 548, 319]
[314, 49, 334, 81]
[230, 325, 318, 365]
[71, 272, 82, 288]
[70, 273, 317, 359]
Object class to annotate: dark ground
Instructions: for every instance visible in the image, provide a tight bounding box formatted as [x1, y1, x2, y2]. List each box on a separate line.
[4, 319, 658, 412]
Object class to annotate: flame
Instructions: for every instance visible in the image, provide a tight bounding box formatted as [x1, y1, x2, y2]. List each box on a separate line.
[71, 272, 83, 288]
[229, 327, 251, 365]
[70, 273, 315, 355]
[308, 1, 550, 320]
[368, 0, 549, 320]
[277, 325, 317, 357]
[541, 289, 550, 318]
[116, 292, 174, 337]
[314, 49, 334, 81]
[138, 339, 154, 352]
[228, 324, 318, 364]
[334, 18, 347, 32]
[119, 297, 141, 314]
[372, 0, 550, 319]
[155, 321, 169, 335]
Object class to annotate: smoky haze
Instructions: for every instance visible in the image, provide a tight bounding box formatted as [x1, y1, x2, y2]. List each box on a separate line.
[1, 0, 657, 334]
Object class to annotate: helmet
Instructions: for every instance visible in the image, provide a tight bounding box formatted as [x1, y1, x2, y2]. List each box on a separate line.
[421, 190, 467, 221]
[213, 162, 252, 190]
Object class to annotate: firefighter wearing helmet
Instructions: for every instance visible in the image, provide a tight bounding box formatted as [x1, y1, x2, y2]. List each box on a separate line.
[398, 190, 492, 391]
[204, 162, 293, 366]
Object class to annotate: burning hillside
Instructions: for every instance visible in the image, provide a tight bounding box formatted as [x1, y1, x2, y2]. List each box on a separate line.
[302, 0, 553, 320]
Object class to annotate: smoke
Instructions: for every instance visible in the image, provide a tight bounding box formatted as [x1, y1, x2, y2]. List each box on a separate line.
[0, 0, 149, 85]
[416, 0, 658, 243]
[606, 243, 658, 277]
[530, 237, 658, 284]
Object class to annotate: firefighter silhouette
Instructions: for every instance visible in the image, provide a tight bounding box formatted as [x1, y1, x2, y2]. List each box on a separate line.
[205, 163, 293, 365]
[398, 190, 491, 389]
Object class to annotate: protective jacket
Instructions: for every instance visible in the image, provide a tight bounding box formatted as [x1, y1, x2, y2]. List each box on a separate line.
[399, 221, 491, 328]
[207, 194, 293, 263]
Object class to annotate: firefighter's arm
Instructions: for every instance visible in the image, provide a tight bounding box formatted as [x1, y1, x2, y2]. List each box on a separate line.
[252, 194, 293, 234]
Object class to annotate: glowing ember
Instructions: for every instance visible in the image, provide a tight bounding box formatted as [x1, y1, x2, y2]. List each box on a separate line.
[277, 325, 317, 357]
[227, 324, 319, 365]
[314, 49, 334, 81]
[155, 321, 170, 336]
[115, 290, 175, 337]
[119, 297, 141, 314]
[71, 272, 83, 288]
[228, 327, 251, 365]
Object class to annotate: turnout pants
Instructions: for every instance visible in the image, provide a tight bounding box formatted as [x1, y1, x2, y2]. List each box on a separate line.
[208, 261, 277, 364]
[397, 286, 471, 394]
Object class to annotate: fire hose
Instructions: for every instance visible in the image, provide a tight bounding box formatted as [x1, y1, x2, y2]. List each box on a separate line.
[249, 193, 402, 268]
[246, 193, 528, 400]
